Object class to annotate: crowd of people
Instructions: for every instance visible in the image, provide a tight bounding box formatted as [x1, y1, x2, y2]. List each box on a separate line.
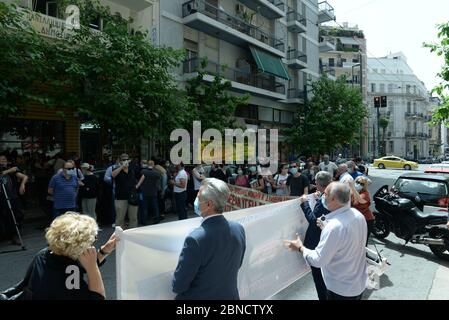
[0, 150, 375, 300]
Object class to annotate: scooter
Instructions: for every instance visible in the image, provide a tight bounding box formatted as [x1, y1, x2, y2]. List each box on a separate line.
[372, 185, 449, 259]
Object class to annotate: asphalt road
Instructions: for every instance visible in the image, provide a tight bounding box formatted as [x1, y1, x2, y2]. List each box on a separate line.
[1, 164, 448, 300]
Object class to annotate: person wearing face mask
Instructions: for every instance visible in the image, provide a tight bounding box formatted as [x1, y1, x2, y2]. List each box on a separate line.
[297, 171, 332, 300]
[173, 178, 246, 300]
[349, 176, 374, 245]
[284, 182, 368, 300]
[286, 163, 309, 197]
[79, 163, 99, 221]
[272, 164, 289, 196]
[318, 155, 338, 178]
[234, 166, 249, 188]
[48, 161, 79, 219]
[347, 161, 363, 180]
[248, 165, 264, 192]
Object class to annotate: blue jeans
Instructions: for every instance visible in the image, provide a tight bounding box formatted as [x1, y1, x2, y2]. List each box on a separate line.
[174, 191, 187, 220]
[139, 195, 159, 225]
[52, 207, 76, 220]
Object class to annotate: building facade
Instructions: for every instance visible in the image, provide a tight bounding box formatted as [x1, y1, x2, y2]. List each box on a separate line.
[319, 23, 369, 159]
[367, 52, 431, 160]
[3, 0, 336, 162]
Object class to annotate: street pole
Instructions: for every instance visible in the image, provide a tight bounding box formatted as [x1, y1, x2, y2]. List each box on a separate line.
[372, 122, 376, 159]
[377, 105, 381, 157]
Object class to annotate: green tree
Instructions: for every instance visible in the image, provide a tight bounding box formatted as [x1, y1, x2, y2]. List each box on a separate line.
[379, 116, 389, 156]
[0, 1, 186, 146]
[285, 75, 368, 157]
[425, 22, 449, 124]
[184, 58, 249, 133]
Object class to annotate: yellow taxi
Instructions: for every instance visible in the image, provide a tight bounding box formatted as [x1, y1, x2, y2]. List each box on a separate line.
[373, 156, 419, 170]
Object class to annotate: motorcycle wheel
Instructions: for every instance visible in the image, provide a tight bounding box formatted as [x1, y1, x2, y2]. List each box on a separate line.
[372, 216, 390, 239]
[429, 230, 449, 259]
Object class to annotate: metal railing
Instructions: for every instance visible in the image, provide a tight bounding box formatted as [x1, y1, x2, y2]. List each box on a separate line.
[182, 0, 284, 51]
[287, 49, 307, 63]
[268, 0, 285, 11]
[321, 63, 335, 76]
[318, 1, 335, 15]
[183, 57, 285, 94]
[287, 88, 305, 99]
[286, 9, 307, 26]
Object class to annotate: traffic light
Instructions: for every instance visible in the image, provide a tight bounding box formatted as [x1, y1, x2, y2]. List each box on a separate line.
[374, 96, 380, 108]
[381, 96, 387, 108]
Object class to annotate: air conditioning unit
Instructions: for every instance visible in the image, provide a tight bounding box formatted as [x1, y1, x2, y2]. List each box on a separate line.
[235, 3, 245, 15]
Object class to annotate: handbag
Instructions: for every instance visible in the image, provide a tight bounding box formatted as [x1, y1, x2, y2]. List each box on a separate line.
[128, 189, 140, 206]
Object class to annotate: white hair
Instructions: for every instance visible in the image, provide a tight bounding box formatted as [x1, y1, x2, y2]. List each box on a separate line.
[200, 178, 230, 213]
[329, 182, 351, 205]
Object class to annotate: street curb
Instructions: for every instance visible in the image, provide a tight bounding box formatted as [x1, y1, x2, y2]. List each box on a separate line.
[428, 264, 449, 300]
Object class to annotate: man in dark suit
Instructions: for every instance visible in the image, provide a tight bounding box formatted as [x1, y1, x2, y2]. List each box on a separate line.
[172, 178, 246, 300]
[298, 171, 332, 300]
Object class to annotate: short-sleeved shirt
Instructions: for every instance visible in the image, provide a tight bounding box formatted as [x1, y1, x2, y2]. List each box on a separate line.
[193, 167, 205, 191]
[352, 190, 375, 221]
[319, 161, 338, 177]
[48, 173, 78, 209]
[287, 174, 310, 197]
[174, 169, 188, 193]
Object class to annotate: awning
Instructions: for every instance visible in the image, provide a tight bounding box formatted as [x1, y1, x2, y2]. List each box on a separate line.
[339, 37, 360, 46]
[250, 47, 290, 80]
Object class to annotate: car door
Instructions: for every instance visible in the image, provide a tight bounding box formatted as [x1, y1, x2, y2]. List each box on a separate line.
[389, 157, 402, 169]
[381, 157, 394, 168]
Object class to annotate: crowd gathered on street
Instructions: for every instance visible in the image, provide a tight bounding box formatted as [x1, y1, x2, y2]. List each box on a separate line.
[0, 150, 377, 300]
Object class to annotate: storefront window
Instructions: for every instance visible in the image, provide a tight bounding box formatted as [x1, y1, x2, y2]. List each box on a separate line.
[0, 119, 65, 158]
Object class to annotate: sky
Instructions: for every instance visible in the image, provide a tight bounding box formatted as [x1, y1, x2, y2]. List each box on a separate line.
[325, 0, 449, 92]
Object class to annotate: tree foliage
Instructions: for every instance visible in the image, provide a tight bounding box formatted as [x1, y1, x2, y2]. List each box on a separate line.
[285, 75, 368, 156]
[425, 22, 449, 125]
[184, 58, 249, 132]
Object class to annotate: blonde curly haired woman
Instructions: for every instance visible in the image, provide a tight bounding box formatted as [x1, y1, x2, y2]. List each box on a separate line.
[349, 176, 375, 245]
[1, 212, 116, 300]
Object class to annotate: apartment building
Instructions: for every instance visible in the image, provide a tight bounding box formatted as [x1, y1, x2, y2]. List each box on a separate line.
[367, 52, 431, 160]
[319, 23, 368, 158]
[4, 0, 336, 161]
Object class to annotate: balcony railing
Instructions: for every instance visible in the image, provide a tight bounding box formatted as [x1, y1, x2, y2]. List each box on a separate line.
[268, 0, 285, 11]
[182, 0, 284, 52]
[183, 57, 285, 94]
[321, 64, 335, 77]
[318, 1, 335, 15]
[286, 10, 307, 26]
[287, 49, 307, 62]
[287, 88, 305, 99]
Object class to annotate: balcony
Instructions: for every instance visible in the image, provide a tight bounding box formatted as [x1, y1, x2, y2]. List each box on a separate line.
[106, 0, 155, 11]
[320, 63, 336, 80]
[318, 1, 335, 24]
[285, 88, 305, 103]
[237, 0, 286, 19]
[286, 9, 307, 33]
[182, 0, 285, 57]
[285, 49, 307, 69]
[319, 37, 336, 52]
[183, 57, 286, 99]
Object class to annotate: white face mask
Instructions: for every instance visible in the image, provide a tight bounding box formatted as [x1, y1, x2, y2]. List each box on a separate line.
[355, 183, 363, 192]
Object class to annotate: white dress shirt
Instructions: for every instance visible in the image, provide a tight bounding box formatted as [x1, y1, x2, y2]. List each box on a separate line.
[174, 169, 188, 193]
[339, 172, 354, 184]
[302, 204, 368, 297]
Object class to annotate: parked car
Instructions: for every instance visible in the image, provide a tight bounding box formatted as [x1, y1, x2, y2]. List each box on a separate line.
[373, 156, 419, 170]
[418, 157, 434, 164]
[424, 164, 449, 175]
[391, 173, 449, 211]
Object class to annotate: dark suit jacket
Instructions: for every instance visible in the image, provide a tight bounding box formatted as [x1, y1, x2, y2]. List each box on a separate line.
[172, 215, 246, 300]
[301, 195, 330, 249]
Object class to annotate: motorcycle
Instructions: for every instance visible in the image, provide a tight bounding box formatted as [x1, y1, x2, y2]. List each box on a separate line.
[372, 185, 449, 259]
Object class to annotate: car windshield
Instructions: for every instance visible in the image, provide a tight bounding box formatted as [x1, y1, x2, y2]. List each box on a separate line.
[394, 178, 447, 196]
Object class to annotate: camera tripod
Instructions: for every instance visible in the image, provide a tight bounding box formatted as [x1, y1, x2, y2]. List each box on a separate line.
[0, 177, 26, 254]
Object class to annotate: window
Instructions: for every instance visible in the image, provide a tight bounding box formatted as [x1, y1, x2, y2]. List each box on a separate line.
[329, 58, 335, 67]
[414, 123, 417, 134]
[406, 85, 411, 93]
[413, 102, 417, 113]
[341, 58, 347, 63]
[352, 59, 359, 63]
[0, 119, 65, 157]
[235, 105, 258, 120]
[379, 84, 385, 92]
[352, 75, 359, 84]
[371, 83, 376, 92]
[33, 0, 58, 17]
[273, 109, 280, 123]
[407, 102, 411, 113]
[394, 178, 448, 196]
[388, 84, 393, 93]
[258, 107, 273, 122]
[281, 111, 293, 124]
[389, 141, 394, 153]
[407, 122, 411, 133]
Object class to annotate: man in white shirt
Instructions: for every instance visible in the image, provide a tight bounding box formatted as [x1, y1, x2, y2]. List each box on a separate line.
[192, 164, 205, 199]
[337, 163, 354, 184]
[171, 163, 188, 220]
[284, 182, 367, 300]
[318, 155, 338, 178]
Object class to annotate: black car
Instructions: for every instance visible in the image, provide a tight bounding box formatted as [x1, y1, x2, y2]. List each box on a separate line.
[391, 173, 449, 211]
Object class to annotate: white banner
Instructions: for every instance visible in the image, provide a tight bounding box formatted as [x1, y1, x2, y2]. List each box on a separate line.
[116, 199, 310, 300]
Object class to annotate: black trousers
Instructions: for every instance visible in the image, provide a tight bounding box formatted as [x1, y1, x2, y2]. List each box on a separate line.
[311, 266, 327, 300]
[175, 191, 187, 220]
[366, 219, 375, 246]
[0, 197, 23, 239]
[327, 290, 363, 300]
